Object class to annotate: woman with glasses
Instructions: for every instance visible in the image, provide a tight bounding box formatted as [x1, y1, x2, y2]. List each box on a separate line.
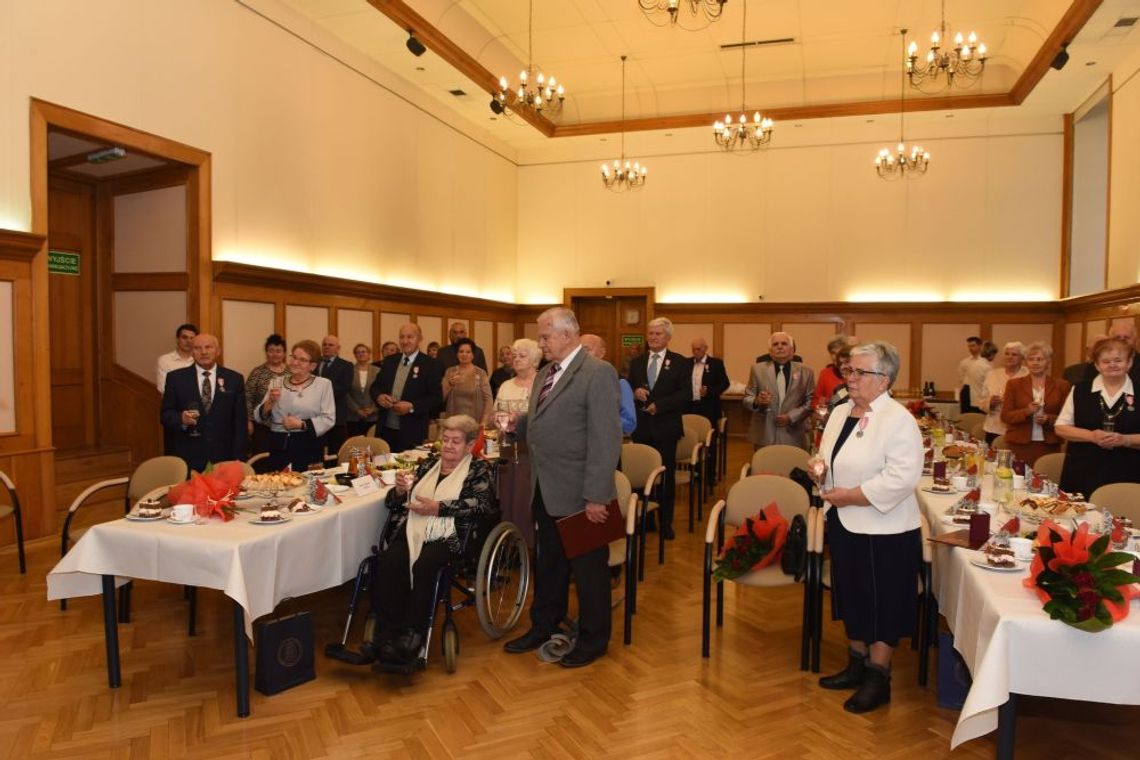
[256, 339, 336, 471]
[999, 341, 1070, 467]
[494, 338, 541, 411]
[810, 342, 923, 714]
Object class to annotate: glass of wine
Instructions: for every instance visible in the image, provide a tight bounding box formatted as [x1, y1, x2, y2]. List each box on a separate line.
[185, 401, 202, 437]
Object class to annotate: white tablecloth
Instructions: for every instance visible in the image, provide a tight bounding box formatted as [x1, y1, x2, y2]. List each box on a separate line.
[47, 488, 390, 638]
[916, 482, 1140, 749]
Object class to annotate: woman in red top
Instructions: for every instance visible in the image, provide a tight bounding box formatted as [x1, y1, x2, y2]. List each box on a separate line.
[812, 335, 855, 410]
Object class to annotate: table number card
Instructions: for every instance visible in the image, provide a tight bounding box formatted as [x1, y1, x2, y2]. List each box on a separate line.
[351, 475, 380, 497]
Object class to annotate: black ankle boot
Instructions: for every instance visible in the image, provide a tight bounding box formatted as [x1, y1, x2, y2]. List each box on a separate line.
[819, 649, 867, 690]
[844, 664, 891, 713]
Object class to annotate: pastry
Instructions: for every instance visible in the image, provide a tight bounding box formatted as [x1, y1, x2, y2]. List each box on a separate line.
[137, 500, 164, 518]
[259, 503, 284, 522]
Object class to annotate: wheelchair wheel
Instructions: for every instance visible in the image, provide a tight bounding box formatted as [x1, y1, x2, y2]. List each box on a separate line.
[442, 620, 459, 673]
[475, 521, 530, 639]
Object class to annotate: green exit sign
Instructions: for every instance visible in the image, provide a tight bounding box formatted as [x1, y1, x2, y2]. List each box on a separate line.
[48, 250, 81, 276]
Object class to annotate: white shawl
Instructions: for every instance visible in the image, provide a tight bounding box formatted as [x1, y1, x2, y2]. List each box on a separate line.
[404, 454, 470, 585]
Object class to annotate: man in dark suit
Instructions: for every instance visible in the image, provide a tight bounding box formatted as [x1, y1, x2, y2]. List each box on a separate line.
[160, 333, 248, 472]
[1109, 320, 1140, 387]
[436, 321, 488, 372]
[689, 337, 730, 482]
[317, 335, 354, 456]
[369, 322, 443, 452]
[489, 344, 515, 399]
[1062, 333, 1101, 386]
[628, 317, 692, 540]
[503, 307, 621, 668]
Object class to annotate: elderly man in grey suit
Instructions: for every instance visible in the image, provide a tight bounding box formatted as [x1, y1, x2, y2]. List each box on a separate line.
[744, 331, 816, 451]
[503, 307, 622, 668]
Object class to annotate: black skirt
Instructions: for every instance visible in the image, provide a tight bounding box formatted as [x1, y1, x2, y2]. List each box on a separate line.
[827, 508, 921, 647]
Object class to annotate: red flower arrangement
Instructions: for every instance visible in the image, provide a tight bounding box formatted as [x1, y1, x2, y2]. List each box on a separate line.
[905, 399, 932, 418]
[712, 502, 789, 583]
[1023, 520, 1140, 632]
[166, 461, 245, 522]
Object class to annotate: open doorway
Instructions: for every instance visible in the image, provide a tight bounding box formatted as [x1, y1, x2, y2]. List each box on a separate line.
[31, 100, 212, 466]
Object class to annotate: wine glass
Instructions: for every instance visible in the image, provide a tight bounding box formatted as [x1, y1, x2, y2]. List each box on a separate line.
[194, 502, 211, 525]
[185, 401, 202, 437]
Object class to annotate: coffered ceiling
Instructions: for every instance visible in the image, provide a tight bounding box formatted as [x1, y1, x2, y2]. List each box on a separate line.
[276, 0, 1140, 150]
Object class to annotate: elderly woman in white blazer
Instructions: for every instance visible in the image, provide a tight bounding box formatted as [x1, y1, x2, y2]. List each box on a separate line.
[813, 341, 923, 714]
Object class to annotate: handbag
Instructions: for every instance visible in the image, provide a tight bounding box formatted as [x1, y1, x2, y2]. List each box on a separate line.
[781, 513, 808, 581]
[254, 610, 315, 695]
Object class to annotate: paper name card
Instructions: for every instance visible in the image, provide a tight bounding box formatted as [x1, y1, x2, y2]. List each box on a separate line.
[351, 475, 380, 497]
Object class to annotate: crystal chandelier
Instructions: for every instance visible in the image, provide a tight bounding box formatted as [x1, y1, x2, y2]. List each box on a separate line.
[494, 0, 565, 118]
[601, 56, 647, 192]
[877, 30, 929, 180]
[712, 0, 773, 152]
[639, 0, 728, 30]
[906, 0, 986, 91]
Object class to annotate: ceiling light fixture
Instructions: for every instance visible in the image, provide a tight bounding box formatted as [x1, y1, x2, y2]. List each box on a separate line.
[601, 56, 647, 192]
[876, 29, 929, 180]
[639, 0, 728, 30]
[713, 0, 773, 152]
[494, 0, 565, 120]
[906, 1, 986, 91]
[406, 29, 426, 57]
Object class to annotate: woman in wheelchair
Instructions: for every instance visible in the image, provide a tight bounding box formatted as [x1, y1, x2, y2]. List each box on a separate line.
[368, 414, 495, 665]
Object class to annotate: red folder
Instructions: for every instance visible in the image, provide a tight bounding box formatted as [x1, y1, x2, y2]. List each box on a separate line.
[556, 500, 625, 559]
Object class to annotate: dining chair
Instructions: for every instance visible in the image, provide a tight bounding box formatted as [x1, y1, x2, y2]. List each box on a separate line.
[969, 420, 986, 441]
[701, 474, 811, 658]
[956, 412, 986, 433]
[620, 442, 666, 580]
[1089, 483, 1140, 523]
[337, 436, 391, 462]
[742, 444, 811, 481]
[716, 416, 728, 483]
[674, 427, 704, 533]
[0, 470, 28, 574]
[992, 434, 1009, 451]
[682, 414, 715, 497]
[59, 477, 129, 611]
[247, 451, 270, 469]
[917, 514, 937, 688]
[1033, 452, 1065, 483]
[609, 471, 639, 645]
[800, 504, 825, 672]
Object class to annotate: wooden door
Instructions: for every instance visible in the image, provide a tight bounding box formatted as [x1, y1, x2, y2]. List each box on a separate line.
[48, 176, 98, 448]
[569, 291, 650, 374]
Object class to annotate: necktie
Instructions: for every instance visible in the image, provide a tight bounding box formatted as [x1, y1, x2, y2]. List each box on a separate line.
[201, 370, 213, 412]
[776, 363, 788, 404]
[322, 358, 332, 375]
[536, 362, 561, 407]
[387, 356, 412, 430]
[648, 353, 660, 390]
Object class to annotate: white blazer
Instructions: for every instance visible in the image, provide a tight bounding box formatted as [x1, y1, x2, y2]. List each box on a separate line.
[818, 392, 924, 535]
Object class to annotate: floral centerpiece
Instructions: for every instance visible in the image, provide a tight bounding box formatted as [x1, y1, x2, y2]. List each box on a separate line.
[905, 399, 932, 418]
[712, 502, 788, 582]
[166, 461, 244, 522]
[1023, 520, 1140, 632]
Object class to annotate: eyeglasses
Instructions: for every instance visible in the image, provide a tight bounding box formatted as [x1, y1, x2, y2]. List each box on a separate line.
[841, 367, 888, 379]
[290, 354, 316, 363]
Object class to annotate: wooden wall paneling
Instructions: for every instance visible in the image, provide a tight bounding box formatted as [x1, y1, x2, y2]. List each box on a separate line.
[851, 323, 913, 391]
[920, 324, 980, 396]
[113, 291, 188, 383]
[221, 299, 276, 377]
[670, 323, 714, 360]
[336, 308, 373, 360]
[474, 319, 494, 357]
[1085, 319, 1107, 342]
[1061, 112, 1074, 297]
[380, 312, 410, 345]
[496, 321, 514, 354]
[991, 323, 1055, 351]
[285, 304, 330, 348]
[111, 183, 186, 273]
[1064, 322, 1084, 365]
[781, 323, 840, 378]
[723, 323, 773, 387]
[417, 316, 443, 347]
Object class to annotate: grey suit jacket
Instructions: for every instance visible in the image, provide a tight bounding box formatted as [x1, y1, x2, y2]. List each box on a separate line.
[743, 360, 815, 449]
[345, 364, 379, 422]
[519, 348, 621, 517]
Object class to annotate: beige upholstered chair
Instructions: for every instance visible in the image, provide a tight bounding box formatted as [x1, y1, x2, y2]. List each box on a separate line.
[991, 435, 1009, 452]
[742, 444, 811, 481]
[610, 471, 640, 645]
[675, 427, 704, 533]
[621, 442, 666, 579]
[682, 413, 715, 498]
[1033, 452, 1065, 483]
[702, 474, 811, 657]
[337, 436, 391, 462]
[1089, 483, 1140, 523]
[0, 470, 27, 574]
[969, 420, 986, 441]
[956, 412, 985, 433]
[247, 451, 270, 470]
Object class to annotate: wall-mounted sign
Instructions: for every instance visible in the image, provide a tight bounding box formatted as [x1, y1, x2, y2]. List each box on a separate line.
[621, 334, 644, 348]
[48, 250, 80, 276]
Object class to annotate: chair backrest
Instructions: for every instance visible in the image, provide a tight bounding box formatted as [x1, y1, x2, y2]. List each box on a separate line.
[338, 436, 391, 462]
[1089, 483, 1140, 523]
[683, 414, 712, 440]
[621, 443, 663, 491]
[717, 416, 727, 435]
[750, 445, 811, 478]
[992, 435, 1009, 452]
[725, 474, 810, 528]
[614, 470, 632, 512]
[129, 456, 189, 504]
[969, 420, 986, 441]
[956, 412, 985, 433]
[676, 427, 701, 465]
[1032, 452, 1065, 483]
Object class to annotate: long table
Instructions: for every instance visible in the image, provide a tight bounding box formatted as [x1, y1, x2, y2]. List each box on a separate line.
[47, 485, 390, 717]
[916, 483, 1140, 756]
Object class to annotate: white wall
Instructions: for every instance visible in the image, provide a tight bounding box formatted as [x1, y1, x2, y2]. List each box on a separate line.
[1070, 98, 1109, 296]
[1109, 48, 1140, 290]
[0, 0, 518, 300]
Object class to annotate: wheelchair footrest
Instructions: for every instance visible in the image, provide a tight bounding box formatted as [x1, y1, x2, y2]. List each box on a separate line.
[371, 658, 425, 676]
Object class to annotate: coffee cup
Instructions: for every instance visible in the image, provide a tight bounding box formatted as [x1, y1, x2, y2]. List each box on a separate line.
[1012, 474, 1025, 490]
[171, 503, 194, 522]
[951, 475, 968, 491]
[1009, 537, 1034, 561]
[379, 469, 397, 486]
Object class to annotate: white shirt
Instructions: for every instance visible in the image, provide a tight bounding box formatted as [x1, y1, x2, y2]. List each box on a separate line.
[196, 364, 218, 402]
[691, 357, 706, 401]
[547, 344, 583, 391]
[1055, 375, 1135, 427]
[960, 356, 990, 402]
[156, 350, 194, 391]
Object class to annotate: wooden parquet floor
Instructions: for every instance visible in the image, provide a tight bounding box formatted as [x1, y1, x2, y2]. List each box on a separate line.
[2, 440, 1137, 759]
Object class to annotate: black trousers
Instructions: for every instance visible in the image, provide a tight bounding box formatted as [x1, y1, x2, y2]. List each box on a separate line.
[530, 487, 611, 655]
[265, 430, 322, 472]
[370, 526, 453, 641]
[322, 422, 347, 461]
[346, 419, 375, 437]
[636, 430, 678, 529]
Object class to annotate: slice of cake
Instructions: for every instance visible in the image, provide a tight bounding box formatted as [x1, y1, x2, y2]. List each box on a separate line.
[137, 500, 164, 518]
[259, 503, 284, 522]
[287, 497, 312, 514]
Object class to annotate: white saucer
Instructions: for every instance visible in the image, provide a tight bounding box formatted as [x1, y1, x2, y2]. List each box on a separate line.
[250, 515, 292, 525]
[126, 513, 165, 522]
[166, 517, 196, 526]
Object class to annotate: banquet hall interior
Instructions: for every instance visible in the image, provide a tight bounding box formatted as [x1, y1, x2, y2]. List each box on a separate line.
[2, 0, 1140, 757]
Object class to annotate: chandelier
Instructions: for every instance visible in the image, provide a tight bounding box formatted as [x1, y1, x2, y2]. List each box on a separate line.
[877, 30, 929, 180]
[639, 0, 728, 30]
[494, 0, 565, 118]
[601, 56, 647, 192]
[906, 0, 986, 91]
[712, 0, 773, 152]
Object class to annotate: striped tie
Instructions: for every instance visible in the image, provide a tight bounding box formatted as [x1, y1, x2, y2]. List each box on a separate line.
[536, 362, 561, 407]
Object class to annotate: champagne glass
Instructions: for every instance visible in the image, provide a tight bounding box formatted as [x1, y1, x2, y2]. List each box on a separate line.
[494, 401, 512, 459]
[185, 401, 202, 437]
[194, 502, 211, 525]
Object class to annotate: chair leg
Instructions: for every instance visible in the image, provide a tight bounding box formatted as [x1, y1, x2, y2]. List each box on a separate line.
[800, 556, 813, 671]
[918, 563, 934, 687]
[637, 501, 648, 582]
[658, 522, 665, 565]
[812, 554, 823, 672]
[187, 586, 198, 637]
[624, 548, 634, 646]
[702, 544, 712, 657]
[13, 505, 26, 575]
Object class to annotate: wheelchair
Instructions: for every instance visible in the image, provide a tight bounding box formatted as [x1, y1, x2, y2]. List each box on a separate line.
[325, 509, 531, 674]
